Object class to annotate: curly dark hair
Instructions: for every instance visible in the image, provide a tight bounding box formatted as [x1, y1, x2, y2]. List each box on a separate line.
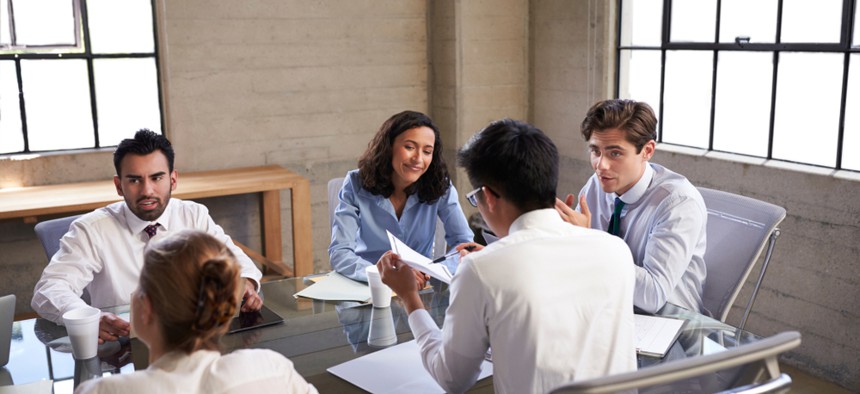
[358, 111, 450, 203]
[113, 129, 174, 176]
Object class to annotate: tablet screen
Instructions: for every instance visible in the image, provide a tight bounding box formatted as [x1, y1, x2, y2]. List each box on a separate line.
[227, 304, 284, 334]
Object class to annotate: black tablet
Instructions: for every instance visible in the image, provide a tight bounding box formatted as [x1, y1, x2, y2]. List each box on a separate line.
[227, 304, 284, 334]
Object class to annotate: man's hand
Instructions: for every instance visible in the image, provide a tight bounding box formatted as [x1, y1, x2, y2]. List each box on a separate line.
[377, 252, 423, 313]
[241, 279, 263, 312]
[99, 312, 130, 344]
[455, 242, 484, 257]
[555, 194, 592, 228]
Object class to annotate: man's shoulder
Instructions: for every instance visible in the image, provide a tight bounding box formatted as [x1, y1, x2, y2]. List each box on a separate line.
[647, 163, 704, 204]
[74, 202, 125, 228]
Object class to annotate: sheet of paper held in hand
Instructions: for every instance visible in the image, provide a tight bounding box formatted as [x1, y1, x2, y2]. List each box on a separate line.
[386, 231, 453, 284]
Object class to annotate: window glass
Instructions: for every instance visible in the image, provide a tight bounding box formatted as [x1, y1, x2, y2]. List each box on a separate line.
[9, 0, 76, 46]
[670, 0, 717, 43]
[87, 0, 154, 54]
[0, 60, 23, 154]
[781, 0, 843, 43]
[20, 59, 94, 151]
[772, 53, 843, 167]
[713, 52, 773, 156]
[843, 54, 860, 171]
[620, 0, 663, 46]
[618, 49, 662, 116]
[719, 0, 777, 44]
[94, 58, 161, 146]
[1, 0, 11, 45]
[662, 50, 712, 148]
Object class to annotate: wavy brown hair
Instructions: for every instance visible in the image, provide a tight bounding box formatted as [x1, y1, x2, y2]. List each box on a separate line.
[580, 99, 658, 153]
[139, 230, 241, 354]
[358, 110, 451, 203]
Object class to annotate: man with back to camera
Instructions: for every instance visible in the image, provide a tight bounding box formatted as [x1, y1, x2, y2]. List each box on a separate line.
[32, 129, 263, 343]
[378, 119, 637, 393]
[556, 98, 707, 314]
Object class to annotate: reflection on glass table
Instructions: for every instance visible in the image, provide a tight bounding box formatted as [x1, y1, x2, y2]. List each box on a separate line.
[5, 277, 773, 393]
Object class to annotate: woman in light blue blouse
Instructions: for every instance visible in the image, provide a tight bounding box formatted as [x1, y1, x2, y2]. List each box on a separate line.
[329, 111, 474, 282]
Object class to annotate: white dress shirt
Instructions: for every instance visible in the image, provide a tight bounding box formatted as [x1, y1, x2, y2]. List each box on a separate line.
[32, 198, 263, 324]
[408, 209, 637, 394]
[578, 162, 708, 313]
[74, 349, 318, 394]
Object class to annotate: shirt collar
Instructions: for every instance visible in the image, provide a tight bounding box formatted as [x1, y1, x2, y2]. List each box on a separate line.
[508, 208, 564, 234]
[615, 162, 653, 205]
[122, 198, 173, 235]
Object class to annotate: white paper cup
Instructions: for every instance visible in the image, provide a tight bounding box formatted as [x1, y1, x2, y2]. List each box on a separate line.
[368, 305, 397, 347]
[365, 265, 392, 308]
[62, 307, 101, 359]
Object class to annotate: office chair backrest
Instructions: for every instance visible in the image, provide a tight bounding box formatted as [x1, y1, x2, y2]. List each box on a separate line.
[34, 214, 84, 261]
[0, 294, 15, 367]
[698, 188, 786, 329]
[550, 330, 801, 394]
[327, 176, 447, 257]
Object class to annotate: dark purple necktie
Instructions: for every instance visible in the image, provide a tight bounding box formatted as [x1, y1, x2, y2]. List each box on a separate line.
[144, 224, 159, 238]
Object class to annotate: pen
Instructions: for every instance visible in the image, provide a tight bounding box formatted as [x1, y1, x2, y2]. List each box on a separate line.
[431, 245, 476, 264]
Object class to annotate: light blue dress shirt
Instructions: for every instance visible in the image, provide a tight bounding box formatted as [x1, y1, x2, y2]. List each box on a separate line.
[329, 169, 474, 282]
[578, 163, 707, 314]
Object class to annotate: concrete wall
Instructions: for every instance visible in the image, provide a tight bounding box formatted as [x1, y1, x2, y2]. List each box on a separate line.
[531, 1, 860, 390]
[1, 0, 857, 390]
[0, 0, 431, 315]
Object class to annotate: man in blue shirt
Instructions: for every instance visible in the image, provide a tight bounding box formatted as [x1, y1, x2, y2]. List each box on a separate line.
[556, 99, 707, 313]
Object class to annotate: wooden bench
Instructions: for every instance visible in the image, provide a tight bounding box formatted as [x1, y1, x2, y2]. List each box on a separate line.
[0, 165, 313, 278]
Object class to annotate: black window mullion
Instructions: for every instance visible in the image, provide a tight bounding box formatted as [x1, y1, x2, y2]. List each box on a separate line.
[150, 0, 165, 135]
[79, 0, 99, 148]
[658, 0, 672, 143]
[836, 53, 850, 170]
[709, 0, 722, 151]
[766, 0, 784, 161]
[14, 58, 29, 153]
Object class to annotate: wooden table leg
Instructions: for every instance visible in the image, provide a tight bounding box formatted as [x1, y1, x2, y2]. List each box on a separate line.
[291, 178, 314, 277]
[261, 190, 284, 265]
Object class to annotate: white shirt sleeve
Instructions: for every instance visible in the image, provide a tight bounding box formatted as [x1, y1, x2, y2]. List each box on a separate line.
[407, 261, 488, 394]
[31, 219, 103, 324]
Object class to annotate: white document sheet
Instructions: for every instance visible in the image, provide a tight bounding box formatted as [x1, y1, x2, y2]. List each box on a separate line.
[293, 272, 371, 303]
[328, 340, 493, 393]
[386, 231, 453, 284]
[634, 314, 686, 358]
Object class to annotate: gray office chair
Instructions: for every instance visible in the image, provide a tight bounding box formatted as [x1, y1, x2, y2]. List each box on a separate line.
[550, 331, 800, 394]
[327, 176, 447, 257]
[698, 188, 786, 332]
[34, 214, 83, 260]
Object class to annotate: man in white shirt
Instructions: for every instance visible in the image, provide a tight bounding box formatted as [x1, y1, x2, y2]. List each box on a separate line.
[556, 99, 707, 314]
[378, 119, 637, 393]
[32, 129, 263, 342]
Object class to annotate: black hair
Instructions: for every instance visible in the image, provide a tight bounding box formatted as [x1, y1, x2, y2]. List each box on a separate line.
[358, 111, 450, 203]
[457, 119, 558, 212]
[113, 129, 175, 176]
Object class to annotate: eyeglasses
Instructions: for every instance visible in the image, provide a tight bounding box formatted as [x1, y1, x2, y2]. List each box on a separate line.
[465, 186, 482, 207]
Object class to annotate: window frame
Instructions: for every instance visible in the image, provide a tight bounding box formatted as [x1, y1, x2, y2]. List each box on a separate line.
[616, 0, 859, 171]
[0, 0, 164, 155]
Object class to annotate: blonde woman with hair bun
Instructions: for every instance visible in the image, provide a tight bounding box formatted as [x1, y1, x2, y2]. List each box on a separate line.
[76, 230, 317, 394]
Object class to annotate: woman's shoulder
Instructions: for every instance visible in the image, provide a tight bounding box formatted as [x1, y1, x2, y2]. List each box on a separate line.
[216, 348, 297, 372]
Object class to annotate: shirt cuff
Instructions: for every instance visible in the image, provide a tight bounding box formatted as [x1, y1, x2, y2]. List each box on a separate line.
[407, 308, 438, 338]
